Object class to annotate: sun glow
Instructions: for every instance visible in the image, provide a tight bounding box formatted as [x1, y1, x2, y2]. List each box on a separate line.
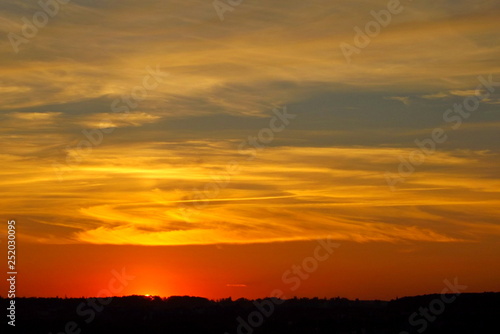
[139, 291, 161, 299]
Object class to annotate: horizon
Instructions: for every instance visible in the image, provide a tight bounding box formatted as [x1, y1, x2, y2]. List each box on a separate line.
[4, 291, 499, 302]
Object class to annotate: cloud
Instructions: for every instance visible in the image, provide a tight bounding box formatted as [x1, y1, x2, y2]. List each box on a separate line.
[449, 90, 480, 97]
[77, 112, 161, 129]
[1, 0, 499, 114]
[0, 0, 499, 249]
[421, 92, 450, 99]
[226, 284, 247, 287]
[9, 111, 61, 121]
[3, 111, 62, 129]
[385, 96, 411, 106]
[0, 141, 491, 246]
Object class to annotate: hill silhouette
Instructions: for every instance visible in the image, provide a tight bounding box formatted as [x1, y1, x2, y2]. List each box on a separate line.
[2, 292, 498, 333]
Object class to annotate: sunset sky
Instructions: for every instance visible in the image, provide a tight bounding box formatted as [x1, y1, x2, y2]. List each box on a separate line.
[1, 0, 499, 300]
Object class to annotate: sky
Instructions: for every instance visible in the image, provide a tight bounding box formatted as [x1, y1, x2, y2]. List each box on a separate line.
[0, 0, 499, 300]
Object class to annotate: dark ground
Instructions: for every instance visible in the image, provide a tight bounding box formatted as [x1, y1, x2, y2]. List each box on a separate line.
[2, 292, 498, 333]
